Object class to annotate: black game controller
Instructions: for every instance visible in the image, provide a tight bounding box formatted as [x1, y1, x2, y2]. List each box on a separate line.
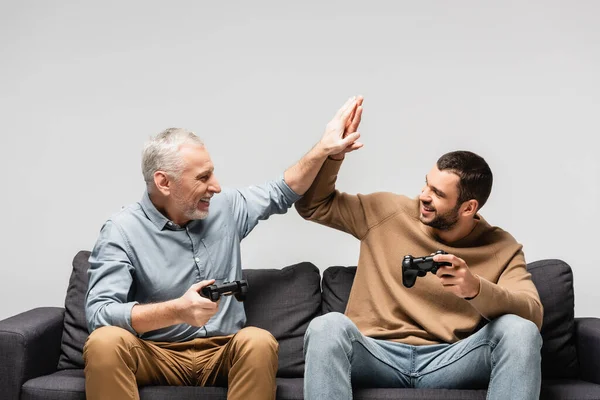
[402, 250, 452, 288]
[200, 280, 249, 302]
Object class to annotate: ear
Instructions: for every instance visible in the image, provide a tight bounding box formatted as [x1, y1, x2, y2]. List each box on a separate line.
[460, 199, 479, 217]
[153, 171, 172, 196]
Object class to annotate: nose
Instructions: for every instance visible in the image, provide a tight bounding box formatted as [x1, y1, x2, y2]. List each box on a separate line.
[419, 186, 432, 202]
[209, 175, 222, 194]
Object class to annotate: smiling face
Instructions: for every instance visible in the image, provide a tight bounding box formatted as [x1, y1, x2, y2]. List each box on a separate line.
[164, 143, 221, 224]
[419, 165, 463, 231]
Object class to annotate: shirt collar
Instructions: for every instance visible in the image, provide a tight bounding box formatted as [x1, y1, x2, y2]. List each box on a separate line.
[140, 191, 178, 230]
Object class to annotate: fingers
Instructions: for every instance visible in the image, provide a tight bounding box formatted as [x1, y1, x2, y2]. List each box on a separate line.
[433, 253, 465, 267]
[347, 142, 363, 151]
[335, 96, 357, 119]
[339, 132, 363, 155]
[340, 99, 359, 123]
[197, 299, 219, 309]
[434, 254, 461, 278]
[346, 96, 363, 126]
[347, 105, 363, 133]
[436, 266, 456, 278]
[190, 279, 215, 292]
[342, 131, 361, 146]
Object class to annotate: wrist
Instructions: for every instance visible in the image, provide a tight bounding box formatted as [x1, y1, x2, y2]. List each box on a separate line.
[328, 153, 345, 161]
[465, 275, 481, 300]
[314, 140, 332, 159]
[168, 298, 185, 324]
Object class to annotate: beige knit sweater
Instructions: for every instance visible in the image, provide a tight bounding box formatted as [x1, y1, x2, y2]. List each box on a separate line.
[295, 158, 543, 345]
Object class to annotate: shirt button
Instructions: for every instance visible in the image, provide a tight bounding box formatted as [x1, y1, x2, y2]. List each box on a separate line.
[194, 257, 200, 263]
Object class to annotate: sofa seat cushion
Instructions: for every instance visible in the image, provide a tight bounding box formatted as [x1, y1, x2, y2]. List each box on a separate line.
[278, 378, 487, 400]
[21, 369, 229, 400]
[243, 262, 321, 377]
[22, 371, 600, 400]
[321, 259, 579, 380]
[540, 379, 600, 400]
[354, 388, 486, 400]
[22, 369, 85, 400]
[21, 371, 301, 400]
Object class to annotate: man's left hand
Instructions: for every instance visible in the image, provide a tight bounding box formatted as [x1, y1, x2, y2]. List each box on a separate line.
[433, 253, 481, 299]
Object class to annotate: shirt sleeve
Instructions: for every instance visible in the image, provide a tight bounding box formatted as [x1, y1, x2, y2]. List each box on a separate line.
[294, 158, 400, 240]
[467, 249, 544, 330]
[85, 220, 139, 334]
[223, 175, 302, 239]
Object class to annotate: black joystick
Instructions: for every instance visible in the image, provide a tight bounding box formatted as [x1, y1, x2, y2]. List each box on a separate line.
[402, 250, 452, 288]
[200, 280, 249, 302]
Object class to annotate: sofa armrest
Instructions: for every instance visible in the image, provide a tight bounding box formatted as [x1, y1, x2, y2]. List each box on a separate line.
[0, 307, 65, 400]
[575, 317, 600, 384]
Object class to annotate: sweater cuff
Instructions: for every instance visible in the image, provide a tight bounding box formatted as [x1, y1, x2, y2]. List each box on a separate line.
[322, 157, 344, 174]
[465, 276, 496, 318]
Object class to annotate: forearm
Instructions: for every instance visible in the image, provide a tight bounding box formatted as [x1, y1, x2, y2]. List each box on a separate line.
[294, 157, 343, 220]
[284, 142, 330, 195]
[131, 299, 183, 335]
[468, 278, 544, 330]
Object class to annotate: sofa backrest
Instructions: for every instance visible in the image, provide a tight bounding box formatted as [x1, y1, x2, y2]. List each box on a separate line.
[321, 259, 580, 380]
[57, 251, 322, 378]
[58, 252, 580, 380]
[242, 264, 321, 377]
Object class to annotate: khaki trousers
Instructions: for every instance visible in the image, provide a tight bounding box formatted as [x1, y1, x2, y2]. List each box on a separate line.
[83, 325, 278, 400]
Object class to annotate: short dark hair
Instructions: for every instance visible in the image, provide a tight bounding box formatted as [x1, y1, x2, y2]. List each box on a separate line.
[436, 151, 493, 211]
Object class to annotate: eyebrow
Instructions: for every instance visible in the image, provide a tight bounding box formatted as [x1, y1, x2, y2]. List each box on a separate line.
[425, 175, 447, 198]
[196, 168, 214, 179]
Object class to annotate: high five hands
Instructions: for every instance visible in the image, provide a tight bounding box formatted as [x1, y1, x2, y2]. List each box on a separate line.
[320, 96, 364, 160]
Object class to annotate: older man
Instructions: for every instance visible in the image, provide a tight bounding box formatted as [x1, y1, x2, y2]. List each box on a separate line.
[83, 96, 364, 400]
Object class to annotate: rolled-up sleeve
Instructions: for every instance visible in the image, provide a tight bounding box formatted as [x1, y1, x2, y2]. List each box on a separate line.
[225, 175, 302, 239]
[85, 220, 139, 334]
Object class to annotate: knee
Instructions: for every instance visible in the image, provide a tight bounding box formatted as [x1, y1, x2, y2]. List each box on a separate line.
[234, 327, 278, 358]
[305, 312, 356, 350]
[83, 326, 137, 368]
[492, 314, 542, 351]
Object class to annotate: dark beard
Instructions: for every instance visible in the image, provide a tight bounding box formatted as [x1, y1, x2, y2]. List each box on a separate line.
[422, 203, 461, 231]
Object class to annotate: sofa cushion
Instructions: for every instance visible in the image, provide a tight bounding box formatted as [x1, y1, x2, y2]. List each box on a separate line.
[322, 266, 357, 314]
[21, 369, 230, 400]
[243, 262, 322, 377]
[22, 369, 85, 400]
[57, 251, 91, 369]
[528, 259, 579, 379]
[321, 259, 579, 380]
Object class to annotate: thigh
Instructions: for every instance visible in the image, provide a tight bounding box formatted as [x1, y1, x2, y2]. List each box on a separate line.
[350, 337, 412, 389]
[414, 341, 492, 389]
[414, 314, 541, 390]
[84, 326, 195, 386]
[195, 327, 277, 387]
[412, 323, 501, 389]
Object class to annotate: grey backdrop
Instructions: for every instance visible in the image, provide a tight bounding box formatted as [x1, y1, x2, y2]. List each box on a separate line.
[1, 1, 599, 320]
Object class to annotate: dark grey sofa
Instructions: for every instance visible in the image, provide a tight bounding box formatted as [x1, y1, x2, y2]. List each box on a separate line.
[1, 251, 599, 400]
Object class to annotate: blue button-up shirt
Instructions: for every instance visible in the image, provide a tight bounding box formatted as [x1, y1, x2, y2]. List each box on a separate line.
[85, 176, 301, 342]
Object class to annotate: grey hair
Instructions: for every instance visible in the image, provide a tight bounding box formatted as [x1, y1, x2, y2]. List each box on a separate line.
[142, 128, 204, 188]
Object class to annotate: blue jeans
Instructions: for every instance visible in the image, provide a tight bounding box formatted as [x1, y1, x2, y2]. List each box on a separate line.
[304, 312, 542, 400]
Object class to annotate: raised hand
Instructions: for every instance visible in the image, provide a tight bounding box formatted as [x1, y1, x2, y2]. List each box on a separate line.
[320, 96, 364, 160]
